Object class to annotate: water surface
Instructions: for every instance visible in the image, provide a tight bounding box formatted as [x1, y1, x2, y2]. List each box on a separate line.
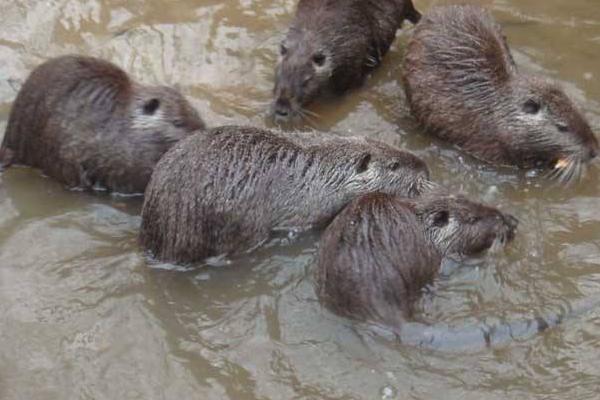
[1, 0, 600, 399]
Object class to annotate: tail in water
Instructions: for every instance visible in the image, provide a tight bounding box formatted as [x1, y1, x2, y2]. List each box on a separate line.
[396, 295, 600, 351]
[404, 0, 422, 24]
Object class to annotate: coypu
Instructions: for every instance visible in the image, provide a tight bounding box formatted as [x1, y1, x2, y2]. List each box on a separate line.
[315, 191, 517, 327]
[140, 125, 431, 264]
[272, 0, 421, 123]
[316, 192, 600, 350]
[403, 5, 599, 182]
[0, 55, 205, 194]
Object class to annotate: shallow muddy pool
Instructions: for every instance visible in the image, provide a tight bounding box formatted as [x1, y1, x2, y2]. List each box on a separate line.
[1, 0, 600, 399]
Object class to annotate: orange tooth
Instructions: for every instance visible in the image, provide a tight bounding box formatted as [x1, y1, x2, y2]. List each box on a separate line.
[555, 159, 569, 169]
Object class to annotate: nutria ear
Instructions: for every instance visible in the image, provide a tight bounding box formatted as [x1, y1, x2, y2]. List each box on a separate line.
[0, 147, 14, 170]
[143, 98, 161, 115]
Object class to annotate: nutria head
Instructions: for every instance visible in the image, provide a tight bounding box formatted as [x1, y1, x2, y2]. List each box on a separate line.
[272, 28, 340, 123]
[507, 76, 598, 181]
[126, 85, 205, 185]
[412, 193, 518, 257]
[130, 85, 205, 142]
[338, 137, 432, 199]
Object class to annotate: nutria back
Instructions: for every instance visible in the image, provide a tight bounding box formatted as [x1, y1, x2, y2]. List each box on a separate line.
[316, 191, 517, 334]
[316, 193, 440, 327]
[0, 55, 205, 194]
[403, 5, 598, 181]
[140, 125, 430, 264]
[272, 0, 421, 122]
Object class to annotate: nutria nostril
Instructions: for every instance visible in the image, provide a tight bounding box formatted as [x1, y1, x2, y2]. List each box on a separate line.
[588, 147, 598, 160]
[274, 98, 291, 118]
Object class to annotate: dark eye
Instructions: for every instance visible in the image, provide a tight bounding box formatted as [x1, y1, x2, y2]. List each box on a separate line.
[143, 98, 160, 115]
[432, 210, 449, 227]
[356, 153, 371, 173]
[280, 43, 287, 56]
[389, 161, 401, 171]
[523, 99, 541, 114]
[557, 123, 569, 133]
[312, 53, 326, 67]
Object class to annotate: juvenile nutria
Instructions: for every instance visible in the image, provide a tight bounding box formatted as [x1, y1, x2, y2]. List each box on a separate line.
[272, 0, 421, 122]
[403, 5, 598, 182]
[140, 125, 431, 264]
[316, 191, 517, 327]
[0, 55, 205, 194]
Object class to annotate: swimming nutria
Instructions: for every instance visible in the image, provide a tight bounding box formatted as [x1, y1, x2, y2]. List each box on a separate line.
[140, 125, 431, 264]
[403, 5, 599, 182]
[0, 55, 205, 194]
[272, 0, 421, 123]
[316, 191, 517, 327]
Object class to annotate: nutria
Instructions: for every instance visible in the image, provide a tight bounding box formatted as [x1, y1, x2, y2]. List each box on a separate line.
[315, 192, 599, 350]
[272, 0, 421, 123]
[0, 55, 205, 194]
[316, 191, 517, 326]
[403, 5, 598, 182]
[140, 125, 431, 264]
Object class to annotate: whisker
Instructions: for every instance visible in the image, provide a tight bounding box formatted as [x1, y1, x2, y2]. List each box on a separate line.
[301, 108, 322, 119]
[547, 154, 584, 185]
[297, 109, 318, 129]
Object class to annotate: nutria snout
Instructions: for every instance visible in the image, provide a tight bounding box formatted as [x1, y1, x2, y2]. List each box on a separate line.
[403, 5, 599, 183]
[140, 126, 431, 264]
[0, 55, 204, 194]
[272, 0, 421, 124]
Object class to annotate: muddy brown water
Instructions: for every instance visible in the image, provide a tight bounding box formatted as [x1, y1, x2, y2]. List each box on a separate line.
[1, 0, 600, 399]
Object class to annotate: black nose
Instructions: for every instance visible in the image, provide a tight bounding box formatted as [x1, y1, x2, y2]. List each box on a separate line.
[274, 98, 291, 119]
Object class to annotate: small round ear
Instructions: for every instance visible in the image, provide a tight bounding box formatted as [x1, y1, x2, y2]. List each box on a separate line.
[355, 153, 371, 173]
[431, 210, 449, 227]
[143, 98, 161, 115]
